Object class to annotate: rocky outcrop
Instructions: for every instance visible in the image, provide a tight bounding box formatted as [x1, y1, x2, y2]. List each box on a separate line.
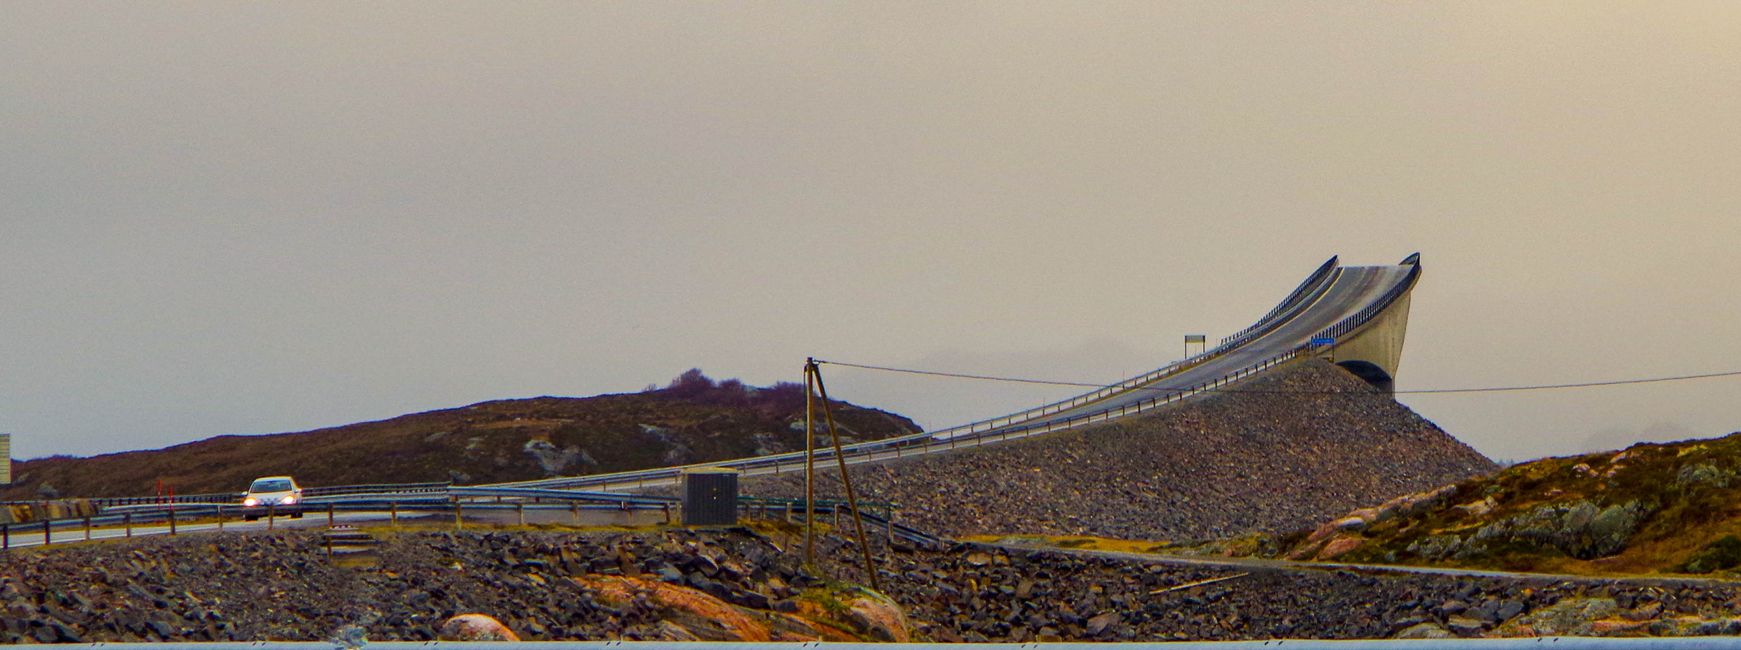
[749, 360, 1494, 541]
[1292, 484, 1459, 560]
[1278, 430, 1741, 574]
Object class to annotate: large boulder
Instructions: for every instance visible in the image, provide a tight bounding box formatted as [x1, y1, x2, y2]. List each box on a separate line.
[1467, 499, 1651, 559]
[439, 614, 520, 641]
[846, 590, 913, 642]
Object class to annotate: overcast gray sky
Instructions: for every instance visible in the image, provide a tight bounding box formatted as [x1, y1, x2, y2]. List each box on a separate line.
[4, 2, 1739, 462]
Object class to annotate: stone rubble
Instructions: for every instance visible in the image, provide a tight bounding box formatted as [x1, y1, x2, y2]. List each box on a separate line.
[4, 527, 1740, 642]
[750, 360, 1495, 542]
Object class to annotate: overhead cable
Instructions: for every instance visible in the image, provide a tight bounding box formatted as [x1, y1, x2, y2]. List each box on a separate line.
[813, 359, 1741, 395]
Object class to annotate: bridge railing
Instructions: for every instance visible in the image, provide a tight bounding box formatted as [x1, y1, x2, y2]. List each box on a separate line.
[1214, 255, 1339, 353]
[497, 260, 1369, 491]
[525, 259, 1423, 491]
[1308, 258, 1421, 346]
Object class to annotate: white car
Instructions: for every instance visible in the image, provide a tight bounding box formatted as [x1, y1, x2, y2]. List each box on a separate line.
[241, 476, 304, 520]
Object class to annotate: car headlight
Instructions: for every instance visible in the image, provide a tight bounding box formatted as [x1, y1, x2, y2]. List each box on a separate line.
[243, 497, 259, 507]
[281, 496, 296, 505]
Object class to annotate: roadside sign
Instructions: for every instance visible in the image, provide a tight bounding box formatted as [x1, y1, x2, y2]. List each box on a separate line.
[1311, 337, 1335, 346]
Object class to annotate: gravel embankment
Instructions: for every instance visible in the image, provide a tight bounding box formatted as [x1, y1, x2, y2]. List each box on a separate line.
[750, 360, 1496, 541]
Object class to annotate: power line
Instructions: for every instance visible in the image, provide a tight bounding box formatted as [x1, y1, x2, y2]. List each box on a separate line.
[813, 359, 1741, 396]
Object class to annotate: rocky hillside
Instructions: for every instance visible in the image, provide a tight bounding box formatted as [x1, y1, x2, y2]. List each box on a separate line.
[1282, 430, 1741, 577]
[748, 359, 1495, 541]
[2, 370, 918, 499]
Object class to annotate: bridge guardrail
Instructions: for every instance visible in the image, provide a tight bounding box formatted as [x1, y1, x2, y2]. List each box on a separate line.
[1309, 256, 1421, 345]
[523, 259, 1422, 492]
[1216, 255, 1339, 352]
[498, 260, 1378, 491]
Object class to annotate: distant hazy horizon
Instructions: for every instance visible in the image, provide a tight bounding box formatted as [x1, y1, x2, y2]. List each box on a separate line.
[5, 3, 1739, 462]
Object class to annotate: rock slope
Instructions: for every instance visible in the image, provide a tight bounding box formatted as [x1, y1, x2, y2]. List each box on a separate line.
[750, 359, 1495, 541]
[1284, 430, 1741, 576]
[3, 370, 917, 499]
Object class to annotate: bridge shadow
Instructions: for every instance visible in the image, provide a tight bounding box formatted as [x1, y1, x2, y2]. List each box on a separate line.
[1336, 360, 1394, 393]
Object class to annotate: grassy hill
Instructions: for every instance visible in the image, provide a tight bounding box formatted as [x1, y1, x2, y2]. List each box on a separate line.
[2, 370, 919, 499]
[1281, 431, 1741, 577]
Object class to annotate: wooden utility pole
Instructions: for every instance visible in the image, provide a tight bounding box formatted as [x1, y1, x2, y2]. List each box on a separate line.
[803, 360, 817, 566]
[810, 360, 881, 591]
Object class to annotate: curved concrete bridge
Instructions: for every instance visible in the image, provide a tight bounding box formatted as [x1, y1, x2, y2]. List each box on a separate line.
[500, 253, 1425, 491]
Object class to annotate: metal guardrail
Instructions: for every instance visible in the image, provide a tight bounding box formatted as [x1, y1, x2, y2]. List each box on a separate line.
[1216, 254, 1339, 351]
[303, 481, 450, 497]
[66, 481, 453, 509]
[2, 489, 935, 551]
[81, 492, 241, 507]
[1310, 254, 1422, 345]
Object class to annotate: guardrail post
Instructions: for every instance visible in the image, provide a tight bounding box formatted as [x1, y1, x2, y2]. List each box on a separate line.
[662, 502, 672, 525]
[124, 513, 132, 538]
[43, 519, 51, 546]
[327, 503, 335, 526]
[454, 501, 464, 530]
[2, 523, 8, 550]
[391, 501, 400, 526]
[217, 507, 225, 531]
[83, 515, 92, 542]
[168, 510, 178, 536]
[516, 503, 525, 527]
